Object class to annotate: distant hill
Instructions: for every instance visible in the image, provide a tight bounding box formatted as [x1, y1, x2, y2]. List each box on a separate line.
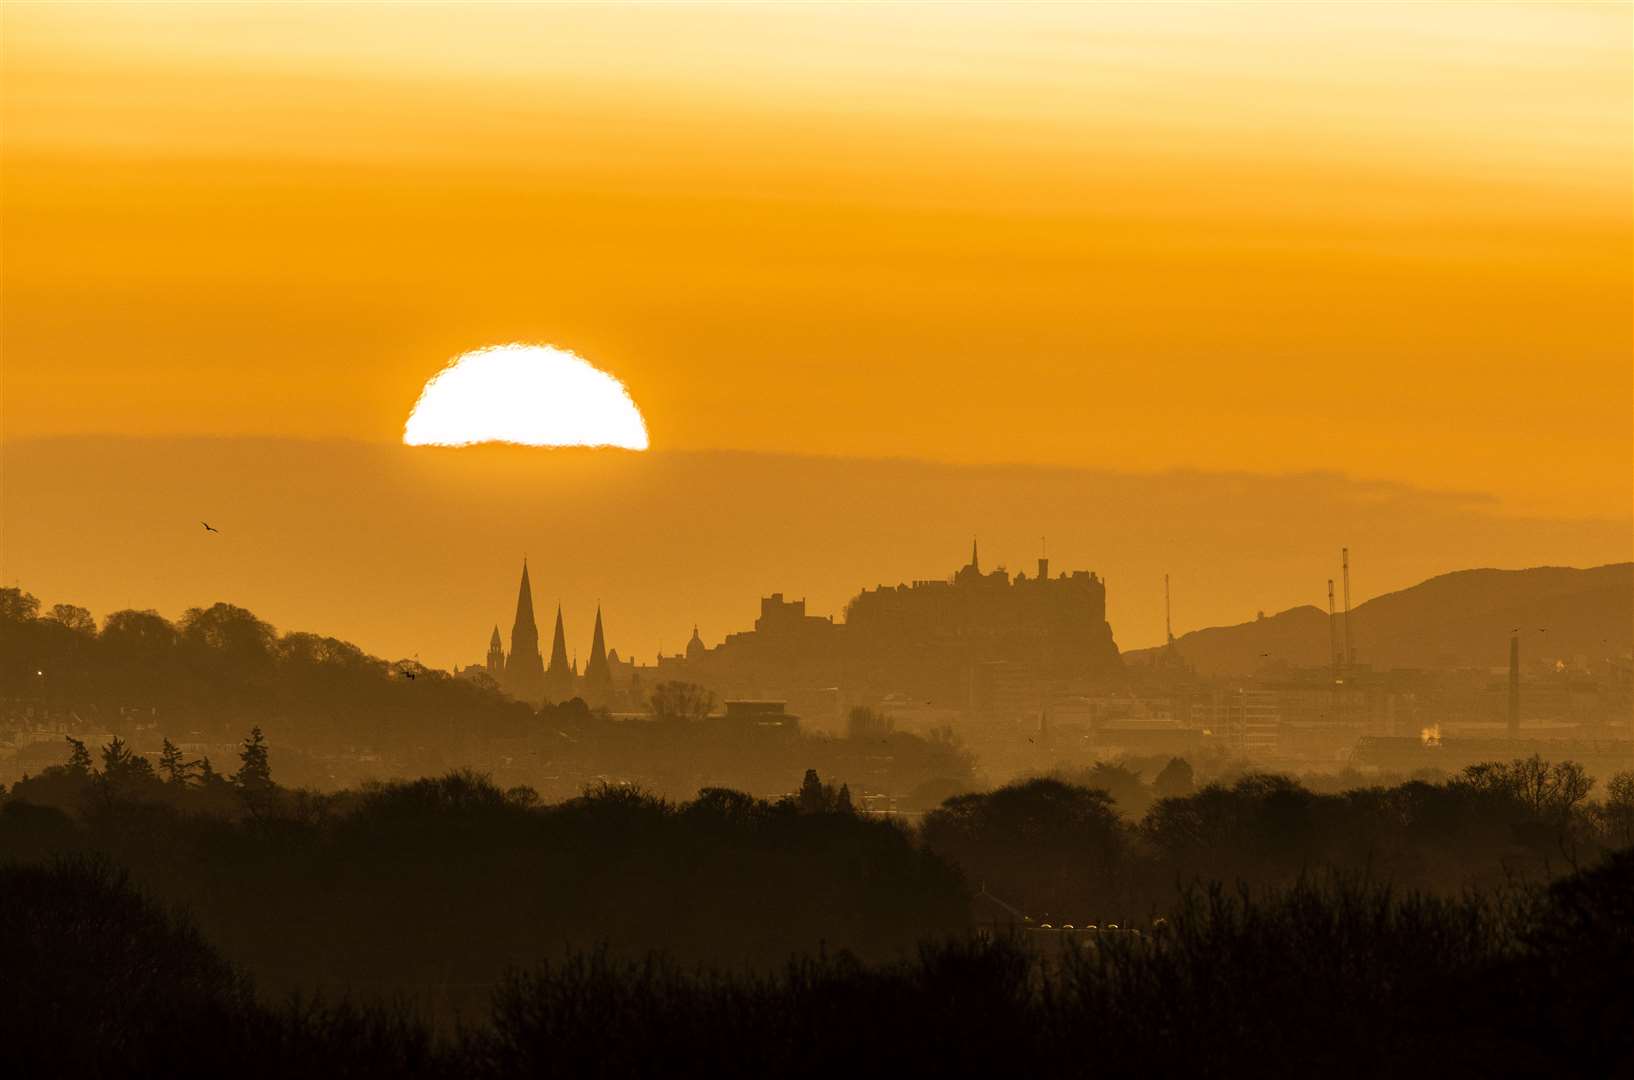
[1126, 564, 1634, 676]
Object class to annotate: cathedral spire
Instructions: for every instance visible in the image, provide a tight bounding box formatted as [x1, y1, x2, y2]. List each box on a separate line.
[486, 624, 505, 676]
[583, 606, 614, 706]
[504, 558, 545, 701]
[549, 605, 570, 671]
[544, 603, 575, 702]
[514, 559, 536, 630]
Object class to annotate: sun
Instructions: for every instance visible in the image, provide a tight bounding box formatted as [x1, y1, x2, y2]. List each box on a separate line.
[403, 343, 649, 449]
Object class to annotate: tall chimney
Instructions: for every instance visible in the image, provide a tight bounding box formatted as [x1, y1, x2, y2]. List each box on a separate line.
[1341, 548, 1355, 668]
[1508, 634, 1520, 739]
[1327, 579, 1338, 678]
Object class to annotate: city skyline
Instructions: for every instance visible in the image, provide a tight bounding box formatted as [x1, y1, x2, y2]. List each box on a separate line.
[2, 5, 1630, 1071]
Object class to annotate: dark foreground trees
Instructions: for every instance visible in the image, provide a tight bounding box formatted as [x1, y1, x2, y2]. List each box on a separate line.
[0, 772, 967, 1009]
[4, 851, 1629, 1079]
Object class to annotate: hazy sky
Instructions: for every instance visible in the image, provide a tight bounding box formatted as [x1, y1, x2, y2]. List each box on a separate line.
[5, 3, 1629, 514]
[2, 3, 1630, 661]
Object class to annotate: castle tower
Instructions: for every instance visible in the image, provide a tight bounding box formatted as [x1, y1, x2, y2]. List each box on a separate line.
[485, 625, 505, 676]
[544, 604, 576, 703]
[582, 606, 614, 707]
[503, 559, 546, 702]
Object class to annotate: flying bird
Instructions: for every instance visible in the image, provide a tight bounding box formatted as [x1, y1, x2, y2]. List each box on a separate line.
[201, 522, 219, 533]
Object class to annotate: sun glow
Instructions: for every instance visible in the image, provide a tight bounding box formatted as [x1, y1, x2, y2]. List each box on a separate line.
[403, 344, 649, 449]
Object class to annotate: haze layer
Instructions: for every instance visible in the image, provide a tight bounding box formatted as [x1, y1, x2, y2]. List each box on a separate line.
[3, 3, 1630, 517]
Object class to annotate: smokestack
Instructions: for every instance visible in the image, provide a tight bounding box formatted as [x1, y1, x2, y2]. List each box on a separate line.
[1327, 579, 1338, 679]
[1508, 633, 1520, 739]
[1341, 547, 1354, 668]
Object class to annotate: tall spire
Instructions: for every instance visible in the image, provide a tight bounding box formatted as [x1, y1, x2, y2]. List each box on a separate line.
[582, 605, 614, 707]
[486, 624, 505, 676]
[970, 537, 980, 572]
[514, 559, 536, 631]
[504, 558, 545, 701]
[544, 603, 575, 703]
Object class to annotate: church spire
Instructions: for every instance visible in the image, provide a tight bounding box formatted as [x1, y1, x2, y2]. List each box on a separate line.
[504, 558, 545, 701]
[583, 606, 614, 707]
[549, 605, 570, 671]
[514, 559, 537, 630]
[544, 603, 575, 702]
[970, 537, 980, 572]
[486, 624, 504, 676]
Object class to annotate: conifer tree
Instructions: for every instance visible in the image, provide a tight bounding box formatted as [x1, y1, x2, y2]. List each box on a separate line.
[64, 736, 92, 776]
[158, 738, 199, 786]
[798, 768, 827, 814]
[234, 727, 275, 820]
[235, 727, 273, 793]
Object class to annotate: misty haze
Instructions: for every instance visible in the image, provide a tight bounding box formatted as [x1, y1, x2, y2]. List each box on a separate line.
[3, 3, 1631, 1077]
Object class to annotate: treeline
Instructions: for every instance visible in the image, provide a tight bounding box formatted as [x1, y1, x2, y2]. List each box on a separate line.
[1, 586, 536, 751]
[2, 732, 1630, 1003]
[1, 587, 977, 800]
[927, 757, 1634, 923]
[4, 852, 1629, 1078]
[0, 765, 967, 1010]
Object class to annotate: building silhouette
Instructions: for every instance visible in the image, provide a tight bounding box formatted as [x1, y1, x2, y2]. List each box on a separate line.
[485, 625, 504, 678]
[582, 607, 614, 707]
[502, 560, 546, 702]
[545, 605, 576, 704]
[476, 542, 1121, 715]
[647, 542, 1122, 711]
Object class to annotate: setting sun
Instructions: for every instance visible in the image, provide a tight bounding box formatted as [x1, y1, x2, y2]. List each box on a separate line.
[402, 344, 649, 449]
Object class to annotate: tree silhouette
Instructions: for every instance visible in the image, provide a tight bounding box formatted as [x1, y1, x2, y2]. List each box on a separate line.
[65, 736, 92, 775]
[0, 586, 41, 622]
[797, 768, 828, 813]
[649, 681, 715, 722]
[1153, 757, 1196, 799]
[158, 738, 200, 786]
[45, 603, 96, 635]
[93, 737, 159, 809]
[234, 727, 276, 819]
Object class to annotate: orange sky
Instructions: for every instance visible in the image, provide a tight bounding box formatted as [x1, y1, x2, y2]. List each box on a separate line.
[3, 3, 1631, 521]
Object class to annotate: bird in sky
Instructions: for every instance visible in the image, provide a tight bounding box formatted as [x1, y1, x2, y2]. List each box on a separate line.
[201, 521, 219, 533]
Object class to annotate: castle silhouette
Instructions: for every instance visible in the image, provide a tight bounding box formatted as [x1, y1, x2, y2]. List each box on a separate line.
[478, 544, 1120, 712]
